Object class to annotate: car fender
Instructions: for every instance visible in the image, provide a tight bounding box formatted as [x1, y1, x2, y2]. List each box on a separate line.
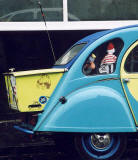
[39, 85, 136, 132]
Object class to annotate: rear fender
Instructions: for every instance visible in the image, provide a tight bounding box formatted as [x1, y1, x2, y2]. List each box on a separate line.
[38, 86, 136, 132]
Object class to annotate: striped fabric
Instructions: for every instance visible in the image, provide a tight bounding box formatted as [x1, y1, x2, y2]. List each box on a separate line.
[101, 54, 117, 64]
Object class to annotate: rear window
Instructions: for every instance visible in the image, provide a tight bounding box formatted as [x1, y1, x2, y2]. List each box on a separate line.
[55, 43, 86, 65]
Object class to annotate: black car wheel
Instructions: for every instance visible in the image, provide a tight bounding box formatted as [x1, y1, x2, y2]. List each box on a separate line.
[75, 133, 127, 160]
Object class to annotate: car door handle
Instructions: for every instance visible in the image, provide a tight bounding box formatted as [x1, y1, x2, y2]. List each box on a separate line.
[123, 78, 130, 83]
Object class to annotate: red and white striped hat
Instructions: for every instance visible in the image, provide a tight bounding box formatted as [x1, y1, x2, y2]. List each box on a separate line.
[107, 43, 115, 54]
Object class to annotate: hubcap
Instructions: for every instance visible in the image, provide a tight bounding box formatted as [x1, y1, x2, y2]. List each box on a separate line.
[91, 134, 111, 150]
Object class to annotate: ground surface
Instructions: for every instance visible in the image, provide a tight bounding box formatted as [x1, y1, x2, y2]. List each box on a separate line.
[0, 127, 138, 160]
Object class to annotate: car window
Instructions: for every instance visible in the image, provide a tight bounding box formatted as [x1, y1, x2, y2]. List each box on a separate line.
[125, 45, 138, 73]
[55, 43, 86, 65]
[83, 38, 124, 75]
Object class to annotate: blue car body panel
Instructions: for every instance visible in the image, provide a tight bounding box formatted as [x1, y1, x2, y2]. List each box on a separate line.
[31, 25, 138, 133]
[35, 79, 135, 132]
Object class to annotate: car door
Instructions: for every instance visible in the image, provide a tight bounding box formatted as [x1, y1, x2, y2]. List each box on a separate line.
[121, 41, 138, 125]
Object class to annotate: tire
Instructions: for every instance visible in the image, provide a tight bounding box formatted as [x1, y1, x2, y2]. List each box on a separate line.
[74, 133, 127, 160]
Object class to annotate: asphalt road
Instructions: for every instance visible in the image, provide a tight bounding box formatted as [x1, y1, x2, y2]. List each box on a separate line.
[0, 139, 138, 160]
[0, 127, 138, 160]
[1, 147, 138, 160]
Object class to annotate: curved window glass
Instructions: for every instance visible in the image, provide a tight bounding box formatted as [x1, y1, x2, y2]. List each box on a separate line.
[55, 43, 86, 65]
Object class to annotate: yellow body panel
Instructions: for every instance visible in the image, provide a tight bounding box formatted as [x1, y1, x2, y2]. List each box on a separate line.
[125, 78, 138, 101]
[4, 68, 65, 112]
[121, 41, 138, 100]
[120, 41, 138, 125]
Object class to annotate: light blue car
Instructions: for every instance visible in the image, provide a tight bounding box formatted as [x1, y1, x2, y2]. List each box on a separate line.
[15, 25, 138, 160]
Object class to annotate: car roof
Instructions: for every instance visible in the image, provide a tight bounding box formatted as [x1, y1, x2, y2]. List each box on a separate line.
[54, 25, 138, 69]
[77, 25, 138, 44]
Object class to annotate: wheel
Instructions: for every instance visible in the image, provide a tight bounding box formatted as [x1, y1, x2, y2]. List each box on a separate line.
[74, 133, 127, 160]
